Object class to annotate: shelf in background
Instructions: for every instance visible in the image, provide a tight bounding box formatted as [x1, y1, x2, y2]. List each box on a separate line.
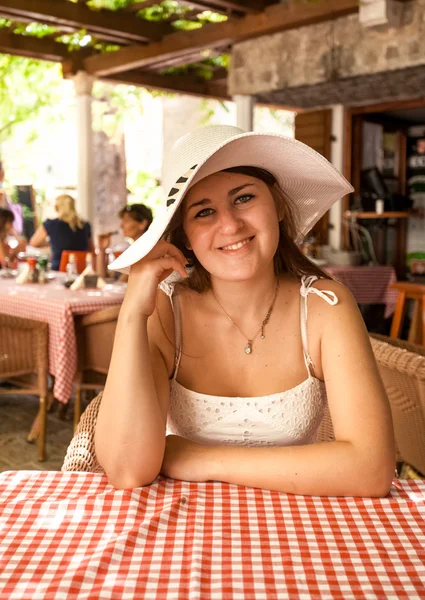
[344, 211, 410, 219]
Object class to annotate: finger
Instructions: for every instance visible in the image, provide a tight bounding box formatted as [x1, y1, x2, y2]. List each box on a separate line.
[160, 243, 188, 266]
[156, 257, 188, 279]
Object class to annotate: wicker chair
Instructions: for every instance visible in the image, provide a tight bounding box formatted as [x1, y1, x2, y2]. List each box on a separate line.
[0, 313, 49, 461]
[62, 390, 104, 473]
[370, 334, 425, 476]
[73, 306, 120, 430]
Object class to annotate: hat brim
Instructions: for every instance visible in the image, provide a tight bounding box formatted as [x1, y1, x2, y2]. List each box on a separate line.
[109, 132, 353, 274]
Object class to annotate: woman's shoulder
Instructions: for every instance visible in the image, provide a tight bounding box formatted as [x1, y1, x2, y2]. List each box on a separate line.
[304, 274, 361, 328]
[42, 218, 59, 232]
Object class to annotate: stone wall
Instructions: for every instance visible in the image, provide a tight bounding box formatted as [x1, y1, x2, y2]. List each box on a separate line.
[93, 131, 127, 240]
[229, 0, 425, 108]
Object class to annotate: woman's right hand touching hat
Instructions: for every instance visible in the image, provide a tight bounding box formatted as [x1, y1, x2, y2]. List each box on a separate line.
[123, 240, 189, 317]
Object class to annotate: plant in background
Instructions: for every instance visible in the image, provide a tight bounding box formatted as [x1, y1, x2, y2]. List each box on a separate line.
[127, 169, 162, 213]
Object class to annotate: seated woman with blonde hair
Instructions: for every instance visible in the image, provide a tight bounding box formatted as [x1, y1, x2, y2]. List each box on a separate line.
[30, 194, 94, 270]
[95, 125, 395, 497]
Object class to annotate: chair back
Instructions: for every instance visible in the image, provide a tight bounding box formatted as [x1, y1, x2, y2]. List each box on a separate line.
[0, 313, 48, 395]
[59, 250, 88, 274]
[370, 334, 425, 476]
[75, 306, 120, 381]
[62, 391, 104, 472]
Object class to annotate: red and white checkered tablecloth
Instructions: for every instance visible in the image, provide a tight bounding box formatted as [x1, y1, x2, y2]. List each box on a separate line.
[0, 276, 125, 403]
[324, 265, 398, 319]
[0, 471, 424, 599]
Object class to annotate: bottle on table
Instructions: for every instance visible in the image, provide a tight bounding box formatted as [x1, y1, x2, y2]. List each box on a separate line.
[37, 257, 48, 284]
[27, 257, 38, 283]
[85, 252, 94, 272]
[65, 253, 78, 283]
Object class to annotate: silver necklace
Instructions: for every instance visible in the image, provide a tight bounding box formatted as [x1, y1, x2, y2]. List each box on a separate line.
[211, 278, 280, 355]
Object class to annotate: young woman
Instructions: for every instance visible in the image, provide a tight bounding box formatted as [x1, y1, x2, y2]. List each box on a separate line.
[95, 125, 395, 496]
[29, 194, 94, 270]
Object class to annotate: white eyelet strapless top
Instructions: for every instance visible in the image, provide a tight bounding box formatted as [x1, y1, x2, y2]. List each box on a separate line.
[159, 275, 338, 447]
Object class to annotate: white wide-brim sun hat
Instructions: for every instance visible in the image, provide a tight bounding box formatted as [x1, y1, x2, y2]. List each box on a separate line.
[109, 125, 354, 274]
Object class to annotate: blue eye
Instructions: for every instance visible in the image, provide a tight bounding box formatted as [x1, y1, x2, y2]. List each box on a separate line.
[194, 208, 214, 219]
[235, 194, 254, 204]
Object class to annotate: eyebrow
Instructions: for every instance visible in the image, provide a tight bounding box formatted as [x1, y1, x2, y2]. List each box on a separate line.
[187, 183, 256, 212]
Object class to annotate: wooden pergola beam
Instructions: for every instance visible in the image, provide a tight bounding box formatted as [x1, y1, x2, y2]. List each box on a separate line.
[179, 0, 264, 14]
[0, 0, 173, 44]
[84, 0, 359, 76]
[0, 30, 73, 61]
[63, 60, 230, 101]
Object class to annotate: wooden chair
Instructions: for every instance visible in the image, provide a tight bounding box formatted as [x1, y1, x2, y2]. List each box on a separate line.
[390, 282, 425, 345]
[73, 306, 120, 430]
[0, 313, 49, 461]
[59, 250, 89, 274]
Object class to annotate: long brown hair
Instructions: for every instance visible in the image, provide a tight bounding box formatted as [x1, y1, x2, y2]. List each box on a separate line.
[164, 166, 330, 293]
[0, 207, 14, 239]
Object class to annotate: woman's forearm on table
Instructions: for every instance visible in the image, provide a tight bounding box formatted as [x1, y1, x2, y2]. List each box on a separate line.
[95, 305, 165, 488]
[207, 441, 394, 497]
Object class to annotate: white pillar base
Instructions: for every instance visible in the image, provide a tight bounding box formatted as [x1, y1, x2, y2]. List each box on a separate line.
[234, 95, 255, 132]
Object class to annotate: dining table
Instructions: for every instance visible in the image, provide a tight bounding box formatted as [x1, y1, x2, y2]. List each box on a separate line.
[0, 470, 424, 599]
[0, 273, 125, 404]
[324, 265, 398, 319]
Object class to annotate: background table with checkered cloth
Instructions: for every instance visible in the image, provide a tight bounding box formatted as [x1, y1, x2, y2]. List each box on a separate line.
[324, 265, 398, 319]
[0, 471, 424, 599]
[0, 276, 125, 403]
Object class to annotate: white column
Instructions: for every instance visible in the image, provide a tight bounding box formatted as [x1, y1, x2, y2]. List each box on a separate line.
[73, 71, 95, 225]
[234, 95, 255, 132]
[329, 104, 345, 250]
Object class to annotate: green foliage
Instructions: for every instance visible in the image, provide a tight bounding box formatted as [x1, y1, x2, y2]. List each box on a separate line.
[127, 169, 162, 211]
[0, 55, 68, 143]
[161, 54, 229, 80]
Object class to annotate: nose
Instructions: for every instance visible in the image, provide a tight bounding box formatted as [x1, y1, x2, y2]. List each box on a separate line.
[217, 207, 244, 234]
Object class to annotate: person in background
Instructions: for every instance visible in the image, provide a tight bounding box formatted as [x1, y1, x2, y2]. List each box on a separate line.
[29, 194, 94, 271]
[0, 208, 26, 268]
[97, 203, 153, 279]
[0, 162, 24, 235]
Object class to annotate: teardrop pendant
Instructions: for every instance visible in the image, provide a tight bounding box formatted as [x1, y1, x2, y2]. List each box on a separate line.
[244, 341, 252, 355]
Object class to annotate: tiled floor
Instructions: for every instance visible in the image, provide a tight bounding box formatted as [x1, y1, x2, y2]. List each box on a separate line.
[0, 394, 75, 472]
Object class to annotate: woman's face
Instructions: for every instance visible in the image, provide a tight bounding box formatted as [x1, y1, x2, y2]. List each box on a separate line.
[120, 213, 147, 240]
[182, 171, 280, 281]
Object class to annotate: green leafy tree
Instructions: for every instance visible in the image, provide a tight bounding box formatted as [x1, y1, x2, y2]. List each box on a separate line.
[0, 55, 69, 144]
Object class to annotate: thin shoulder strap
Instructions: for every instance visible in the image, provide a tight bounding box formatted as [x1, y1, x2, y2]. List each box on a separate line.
[158, 280, 183, 381]
[300, 276, 318, 378]
[299, 275, 339, 378]
[170, 292, 183, 381]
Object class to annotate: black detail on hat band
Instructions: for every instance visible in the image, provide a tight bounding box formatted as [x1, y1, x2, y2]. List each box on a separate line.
[166, 164, 198, 210]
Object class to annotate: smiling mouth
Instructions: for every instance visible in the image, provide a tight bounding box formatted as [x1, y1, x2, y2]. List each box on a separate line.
[219, 236, 255, 251]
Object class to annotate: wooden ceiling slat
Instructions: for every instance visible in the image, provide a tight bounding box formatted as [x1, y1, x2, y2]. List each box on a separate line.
[0, 0, 173, 44]
[84, 0, 359, 76]
[124, 0, 262, 15]
[62, 60, 230, 100]
[181, 0, 263, 14]
[0, 30, 71, 61]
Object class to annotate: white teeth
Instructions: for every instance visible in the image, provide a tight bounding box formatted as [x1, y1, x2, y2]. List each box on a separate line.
[221, 237, 252, 251]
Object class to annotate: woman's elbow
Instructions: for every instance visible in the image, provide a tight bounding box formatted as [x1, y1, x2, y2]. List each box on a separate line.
[359, 459, 395, 498]
[105, 468, 161, 490]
